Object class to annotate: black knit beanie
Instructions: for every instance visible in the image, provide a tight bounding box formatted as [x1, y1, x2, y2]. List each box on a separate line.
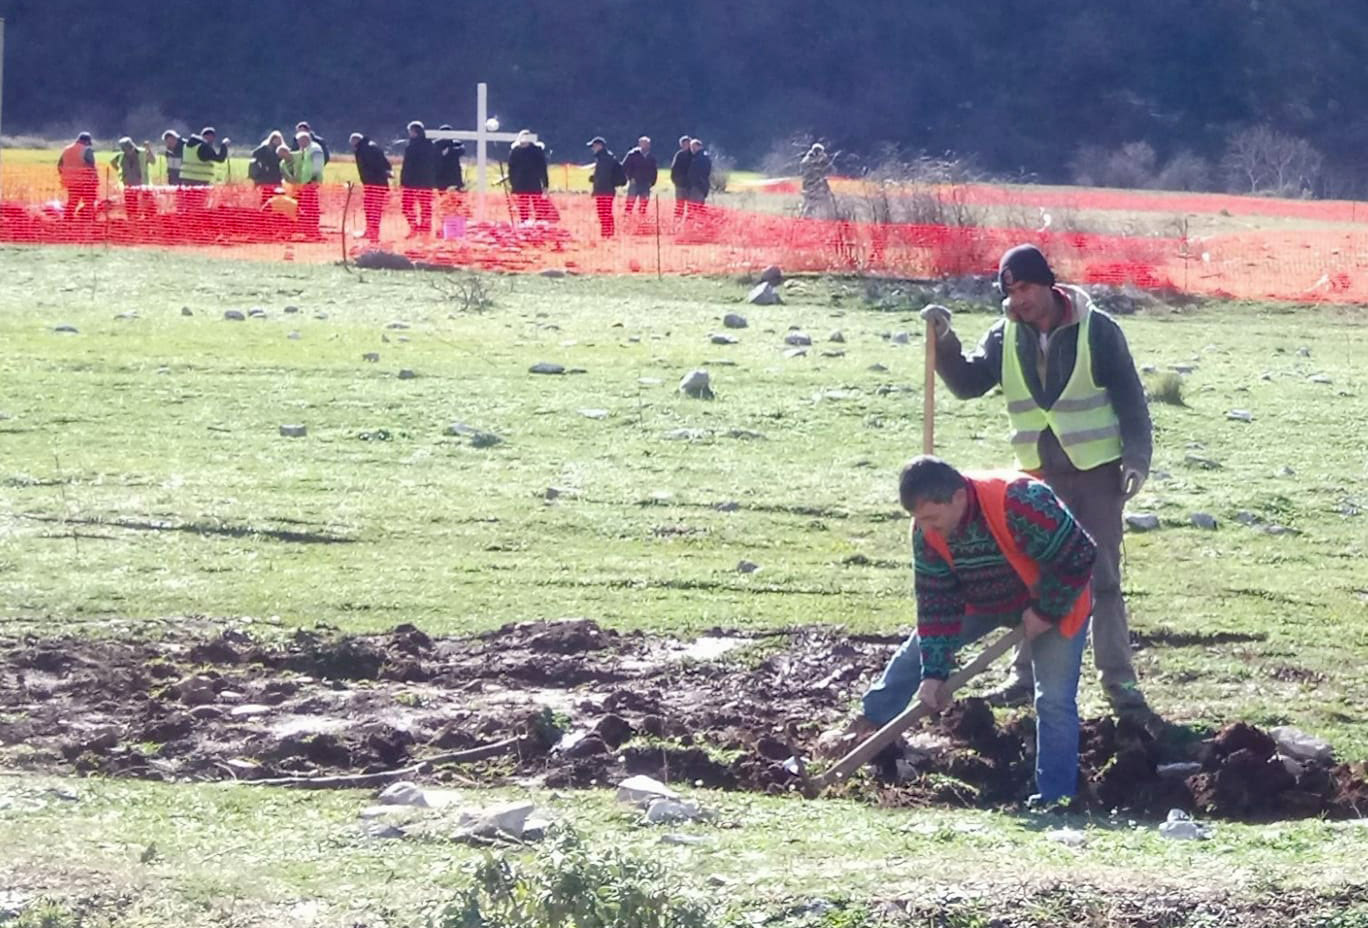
[998, 244, 1055, 292]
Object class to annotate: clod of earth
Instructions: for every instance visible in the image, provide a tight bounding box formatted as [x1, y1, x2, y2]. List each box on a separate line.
[2, 622, 1363, 821]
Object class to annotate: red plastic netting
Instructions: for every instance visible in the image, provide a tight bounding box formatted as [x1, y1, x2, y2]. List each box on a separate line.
[4, 165, 1367, 303]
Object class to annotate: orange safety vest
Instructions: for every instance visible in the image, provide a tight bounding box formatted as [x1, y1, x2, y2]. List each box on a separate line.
[919, 471, 1091, 639]
[59, 142, 96, 186]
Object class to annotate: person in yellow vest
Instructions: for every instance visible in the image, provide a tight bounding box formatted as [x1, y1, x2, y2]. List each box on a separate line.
[919, 244, 1153, 718]
[856, 456, 1096, 804]
[111, 137, 156, 220]
[179, 126, 230, 212]
[57, 132, 99, 220]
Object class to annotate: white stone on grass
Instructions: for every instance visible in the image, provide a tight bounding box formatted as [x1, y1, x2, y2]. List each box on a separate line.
[1125, 513, 1160, 531]
[530, 362, 566, 375]
[679, 369, 713, 399]
[723, 312, 748, 329]
[784, 330, 812, 346]
[279, 424, 307, 437]
[223, 310, 245, 321]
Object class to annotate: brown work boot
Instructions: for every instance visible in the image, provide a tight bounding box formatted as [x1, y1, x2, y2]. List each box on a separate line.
[985, 676, 1034, 708]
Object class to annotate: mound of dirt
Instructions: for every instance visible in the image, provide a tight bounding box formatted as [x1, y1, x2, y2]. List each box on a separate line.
[0, 621, 1362, 821]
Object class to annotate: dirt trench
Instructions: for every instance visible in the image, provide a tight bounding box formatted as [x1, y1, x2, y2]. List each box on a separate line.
[1, 619, 1363, 821]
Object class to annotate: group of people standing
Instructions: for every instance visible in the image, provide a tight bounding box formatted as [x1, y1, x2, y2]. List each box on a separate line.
[55, 121, 719, 242]
[583, 134, 714, 237]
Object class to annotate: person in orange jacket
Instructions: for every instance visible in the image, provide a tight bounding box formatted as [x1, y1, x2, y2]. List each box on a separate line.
[57, 132, 99, 220]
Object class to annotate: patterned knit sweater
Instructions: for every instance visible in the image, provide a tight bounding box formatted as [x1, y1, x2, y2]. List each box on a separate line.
[914, 478, 1096, 679]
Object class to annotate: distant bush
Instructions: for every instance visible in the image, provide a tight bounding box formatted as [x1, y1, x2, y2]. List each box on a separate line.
[1146, 371, 1186, 406]
[1154, 150, 1213, 192]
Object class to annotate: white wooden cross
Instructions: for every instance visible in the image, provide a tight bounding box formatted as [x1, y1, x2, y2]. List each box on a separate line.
[427, 83, 537, 220]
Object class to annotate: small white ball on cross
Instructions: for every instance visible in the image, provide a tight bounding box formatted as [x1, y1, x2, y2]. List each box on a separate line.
[485, 117, 500, 133]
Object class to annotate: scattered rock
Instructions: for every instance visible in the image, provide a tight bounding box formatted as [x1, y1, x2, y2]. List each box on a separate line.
[1233, 511, 1261, 526]
[1158, 809, 1211, 841]
[284, 305, 300, 314]
[529, 362, 566, 375]
[1045, 827, 1087, 848]
[445, 422, 503, 447]
[784, 330, 812, 347]
[1276, 466, 1296, 477]
[643, 797, 706, 825]
[248, 308, 267, 319]
[279, 424, 307, 438]
[362, 352, 380, 362]
[736, 560, 760, 574]
[828, 330, 845, 343]
[727, 429, 766, 440]
[713, 501, 740, 512]
[114, 311, 138, 321]
[1226, 410, 1253, 423]
[747, 282, 781, 305]
[759, 265, 783, 285]
[1184, 453, 1222, 470]
[723, 312, 748, 329]
[1262, 524, 1296, 536]
[1171, 363, 1197, 374]
[222, 311, 244, 322]
[663, 428, 710, 441]
[228, 704, 271, 719]
[397, 369, 417, 380]
[1296, 346, 1311, 357]
[1190, 513, 1218, 530]
[820, 349, 845, 358]
[710, 333, 739, 345]
[1309, 374, 1333, 385]
[1271, 727, 1334, 765]
[578, 408, 608, 419]
[355, 250, 415, 271]
[679, 369, 713, 399]
[616, 775, 679, 806]
[173, 675, 217, 707]
[181, 306, 193, 316]
[287, 331, 301, 340]
[783, 348, 808, 359]
[1125, 513, 1160, 532]
[539, 268, 567, 278]
[868, 363, 889, 373]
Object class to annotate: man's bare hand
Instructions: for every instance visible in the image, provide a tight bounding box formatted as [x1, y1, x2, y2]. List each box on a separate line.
[1023, 607, 1052, 641]
[816, 716, 875, 757]
[917, 677, 947, 712]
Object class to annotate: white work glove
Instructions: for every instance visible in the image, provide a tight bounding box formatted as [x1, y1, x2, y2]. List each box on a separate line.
[920, 303, 952, 339]
[1122, 465, 1147, 500]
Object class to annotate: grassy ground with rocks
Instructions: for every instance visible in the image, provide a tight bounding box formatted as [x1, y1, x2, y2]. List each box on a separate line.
[0, 245, 1365, 926]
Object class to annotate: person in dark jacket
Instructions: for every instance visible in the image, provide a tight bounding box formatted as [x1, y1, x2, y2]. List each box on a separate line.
[250, 131, 286, 203]
[507, 129, 550, 223]
[621, 136, 657, 216]
[161, 130, 184, 185]
[587, 136, 622, 238]
[290, 121, 330, 164]
[685, 138, 712, 220]
[399, 120, 437, 236]
[111, 137, 155, 220]
[669, 135, 692, 221]
[350, 132, 392, 241]
[435, 124, 466, 191]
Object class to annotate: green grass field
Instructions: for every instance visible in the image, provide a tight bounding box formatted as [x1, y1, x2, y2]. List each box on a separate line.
[1, 246, 1366, 926]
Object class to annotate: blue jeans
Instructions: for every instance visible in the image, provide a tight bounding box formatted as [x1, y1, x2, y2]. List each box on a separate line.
[861, 614, 1090, 802]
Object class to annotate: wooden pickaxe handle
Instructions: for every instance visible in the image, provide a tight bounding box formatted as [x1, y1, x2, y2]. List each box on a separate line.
[922, 319, 936, 455]
[813, 626, 1026, 791]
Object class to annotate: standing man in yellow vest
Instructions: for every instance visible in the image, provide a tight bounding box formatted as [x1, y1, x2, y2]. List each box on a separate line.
[179, 127, 230, 212]
[919, 244, 1153, 718]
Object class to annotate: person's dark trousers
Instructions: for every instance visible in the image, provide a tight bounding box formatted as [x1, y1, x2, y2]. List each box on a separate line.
[297, 184, 321, 233]
[402, 187, 432, 233]
[673, 184, 688, 220]
[514, 193, 534, 222]
[595, 194, 615, 237]
[363, 184, 388, 239]
[123, 188, 152, 221]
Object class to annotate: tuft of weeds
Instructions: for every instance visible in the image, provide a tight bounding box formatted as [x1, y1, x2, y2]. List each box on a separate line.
[1145, 370, 1186, 406]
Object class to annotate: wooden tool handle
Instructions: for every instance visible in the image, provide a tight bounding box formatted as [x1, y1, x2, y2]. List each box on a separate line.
[922, 320, 936, 454]
[816, 626, 1025, 789]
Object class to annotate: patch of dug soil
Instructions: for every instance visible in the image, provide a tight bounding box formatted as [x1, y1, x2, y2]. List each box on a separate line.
[0, 620, 1363, 821]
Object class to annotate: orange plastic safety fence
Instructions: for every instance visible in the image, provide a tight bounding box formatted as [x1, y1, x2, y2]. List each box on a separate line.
[4, 163, 1368, 303]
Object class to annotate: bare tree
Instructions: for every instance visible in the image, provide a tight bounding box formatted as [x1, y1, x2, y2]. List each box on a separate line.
[1223, 125, 1323, 196]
